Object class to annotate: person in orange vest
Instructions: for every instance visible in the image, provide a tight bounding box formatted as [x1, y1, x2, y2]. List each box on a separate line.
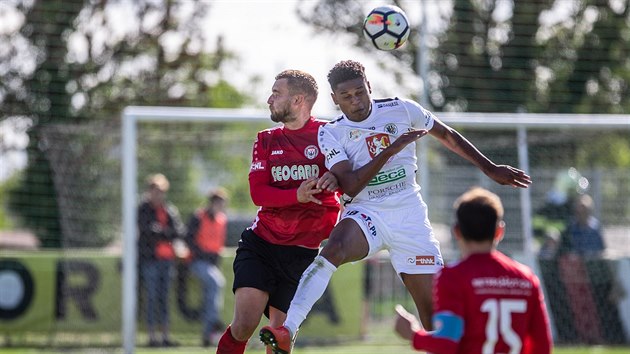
[186, 188, 229, 347]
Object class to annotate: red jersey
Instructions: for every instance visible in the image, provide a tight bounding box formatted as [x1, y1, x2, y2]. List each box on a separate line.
[248, 117, 340, 248]
[413, 251, 552, 354]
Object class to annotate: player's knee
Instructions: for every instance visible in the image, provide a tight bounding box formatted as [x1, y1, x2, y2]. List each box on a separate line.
[229, 320, 257, 341]
[320, 237, 351, 265]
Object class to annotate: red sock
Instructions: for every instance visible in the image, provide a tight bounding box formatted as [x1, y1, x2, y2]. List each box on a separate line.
[216, 325, 248, 354]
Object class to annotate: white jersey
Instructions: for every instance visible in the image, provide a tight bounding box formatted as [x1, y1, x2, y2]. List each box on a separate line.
[318, 97, 435, 210]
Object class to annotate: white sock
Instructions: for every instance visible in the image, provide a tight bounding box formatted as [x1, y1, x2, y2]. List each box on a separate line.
[284, 255, 337, 335]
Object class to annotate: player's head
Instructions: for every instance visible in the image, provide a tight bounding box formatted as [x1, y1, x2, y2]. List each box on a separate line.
[207, 187, 228, 212]
[327, 60, 372, 122]
[453, 187, 505, 244]
[268, 69, 318, 123]
[145, 173, 169, 203]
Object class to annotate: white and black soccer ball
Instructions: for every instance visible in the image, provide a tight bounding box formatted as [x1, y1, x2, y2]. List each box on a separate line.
[363, 5, 410, 51]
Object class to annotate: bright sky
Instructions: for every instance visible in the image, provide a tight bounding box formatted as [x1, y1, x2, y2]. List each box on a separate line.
[1, 0, 428, 181]
[205, 0, 422, 115]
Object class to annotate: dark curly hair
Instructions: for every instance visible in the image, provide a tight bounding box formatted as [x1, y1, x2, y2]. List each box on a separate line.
[275, 70, 318, 107]
[327, 60, 367, 91]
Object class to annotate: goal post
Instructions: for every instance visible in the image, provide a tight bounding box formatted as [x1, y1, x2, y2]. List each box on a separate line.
[121, 106, 273, 354]
[121, 107, 630, 353]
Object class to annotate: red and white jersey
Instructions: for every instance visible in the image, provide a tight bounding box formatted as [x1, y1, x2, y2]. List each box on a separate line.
[318, 97, 435, 210]
[248, 117, 340, 249]
[413, 251, 552, 354]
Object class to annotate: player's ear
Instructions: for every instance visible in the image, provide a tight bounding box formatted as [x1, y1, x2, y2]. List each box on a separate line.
[331, 92, 339, 105]
[494, 220, 505, 242]
[452, 223, 462, 241]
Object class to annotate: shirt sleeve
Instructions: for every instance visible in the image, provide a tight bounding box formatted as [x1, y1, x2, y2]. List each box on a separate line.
[403, 99, 435, 131]
[412, 270, 464, 354]
[524, 276, 553, 354]
[318, 124, 349, 170]
[248, 132, 299, 207]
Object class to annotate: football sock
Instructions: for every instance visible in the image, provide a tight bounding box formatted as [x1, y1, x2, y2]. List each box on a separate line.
[216, 325, 247, 354]
[284, 255, 337, 335]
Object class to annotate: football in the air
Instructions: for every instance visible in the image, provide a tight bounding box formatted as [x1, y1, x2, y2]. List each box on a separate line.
[363, 5, 410, 51]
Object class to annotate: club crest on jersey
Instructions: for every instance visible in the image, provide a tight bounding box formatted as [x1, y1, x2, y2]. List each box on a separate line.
[384, 123, 398, 135]
[304, 145, 319, 160]
[348, 129, 362, 142]
[366, 133, 391, 158]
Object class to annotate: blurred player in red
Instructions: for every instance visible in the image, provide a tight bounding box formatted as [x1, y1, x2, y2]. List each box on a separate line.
[394, 187, 552, 354]
[215, 70, 340, 354]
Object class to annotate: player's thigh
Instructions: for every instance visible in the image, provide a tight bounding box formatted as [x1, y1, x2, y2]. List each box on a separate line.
[231, 287, 269, 340]
[320, 218, 370, 265]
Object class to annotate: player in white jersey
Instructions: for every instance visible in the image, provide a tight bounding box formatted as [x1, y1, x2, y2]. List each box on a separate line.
[260, 60, 532, 354]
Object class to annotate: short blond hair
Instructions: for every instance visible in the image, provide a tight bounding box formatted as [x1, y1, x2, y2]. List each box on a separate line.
[208, 187, 229, 202]
[146, 173, 170, 192]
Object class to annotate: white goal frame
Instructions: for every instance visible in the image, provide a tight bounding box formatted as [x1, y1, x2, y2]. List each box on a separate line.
[121, 106, 630, 353]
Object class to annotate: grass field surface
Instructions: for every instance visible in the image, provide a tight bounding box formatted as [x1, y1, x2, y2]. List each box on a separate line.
[1, 344, 628, 353]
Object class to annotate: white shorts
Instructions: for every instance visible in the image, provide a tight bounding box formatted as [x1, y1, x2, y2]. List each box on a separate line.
[341, 203, 443, 275]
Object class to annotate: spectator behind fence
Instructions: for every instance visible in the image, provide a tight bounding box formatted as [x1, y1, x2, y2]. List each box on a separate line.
[553, 193, 627, 344]
[186, 188, 229, 347]
[138, 173, 185, 347]
[560, 194, 605, 257]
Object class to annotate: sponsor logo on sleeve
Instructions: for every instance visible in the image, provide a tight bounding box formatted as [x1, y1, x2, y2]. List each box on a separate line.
[250, 160, 266, 172]
[326, 148, 340, 162]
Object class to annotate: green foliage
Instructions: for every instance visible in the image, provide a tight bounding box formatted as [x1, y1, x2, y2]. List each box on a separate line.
[0, 174, 20, 229]
[0, 1, 253, 247]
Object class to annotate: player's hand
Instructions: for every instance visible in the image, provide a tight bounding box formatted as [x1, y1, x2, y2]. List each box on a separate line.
[297, 176, 324, 204]
[394, 304, 422, 341]
[316, 171, 339, 192]
[388, 129, 428, 155]
[486, 165, 532, 188]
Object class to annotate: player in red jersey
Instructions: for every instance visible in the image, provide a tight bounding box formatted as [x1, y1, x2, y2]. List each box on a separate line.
[394, 187, 552, 354]
[215, 70, 340, 354]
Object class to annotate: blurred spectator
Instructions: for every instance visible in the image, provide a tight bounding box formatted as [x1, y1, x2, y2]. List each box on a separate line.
[138, 173, 185, 347]
[185, 188, 229, 347]
[560, 194, 605, 257]
[538, 228, 561, 260]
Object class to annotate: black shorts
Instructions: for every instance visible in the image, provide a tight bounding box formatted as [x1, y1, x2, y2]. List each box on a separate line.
[232, 228, 318, 315]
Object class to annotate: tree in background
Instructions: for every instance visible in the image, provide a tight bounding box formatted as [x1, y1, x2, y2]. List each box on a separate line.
[0, 0, 252, 247]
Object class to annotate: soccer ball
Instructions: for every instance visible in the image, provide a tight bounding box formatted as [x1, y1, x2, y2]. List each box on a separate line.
[363, 5, 410, 51]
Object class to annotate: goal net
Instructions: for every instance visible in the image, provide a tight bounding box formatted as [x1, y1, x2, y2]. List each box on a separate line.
[118, 107, 630, 352]
[5, 107, 628, 351]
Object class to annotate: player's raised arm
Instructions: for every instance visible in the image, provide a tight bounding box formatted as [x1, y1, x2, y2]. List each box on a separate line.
[428, 118, 532, 188]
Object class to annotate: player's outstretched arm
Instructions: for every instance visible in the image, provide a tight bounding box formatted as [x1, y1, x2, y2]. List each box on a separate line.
[429, 119, 532, 188]
[394, 305, 458, 354]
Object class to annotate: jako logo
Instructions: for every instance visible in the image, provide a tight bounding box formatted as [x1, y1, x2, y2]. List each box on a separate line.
[416, 256, 435, 265]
